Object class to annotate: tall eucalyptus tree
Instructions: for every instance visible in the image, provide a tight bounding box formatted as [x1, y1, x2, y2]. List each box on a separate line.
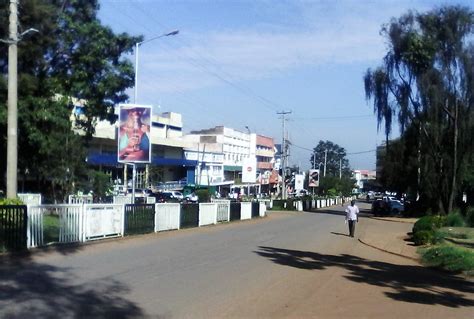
[364, 6, 474, 213]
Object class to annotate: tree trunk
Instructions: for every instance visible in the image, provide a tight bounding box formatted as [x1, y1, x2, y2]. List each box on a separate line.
[448, 100, 458, 214]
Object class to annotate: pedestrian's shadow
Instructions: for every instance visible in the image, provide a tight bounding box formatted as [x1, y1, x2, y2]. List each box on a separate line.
[254, 246, 474, 308]
[330, 232, 350, 237]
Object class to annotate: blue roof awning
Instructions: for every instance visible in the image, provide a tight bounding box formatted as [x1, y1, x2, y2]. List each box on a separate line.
[87, 153, 197, 167]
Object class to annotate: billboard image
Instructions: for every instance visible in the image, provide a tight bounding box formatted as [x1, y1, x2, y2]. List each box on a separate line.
[118, 104, 152, 163]
[242, 157, 257, 183]
[308, 169, 320, 187]
[295, 174, 305, 191]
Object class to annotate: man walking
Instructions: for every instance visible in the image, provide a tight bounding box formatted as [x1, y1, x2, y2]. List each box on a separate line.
[345, 200, 359, 237]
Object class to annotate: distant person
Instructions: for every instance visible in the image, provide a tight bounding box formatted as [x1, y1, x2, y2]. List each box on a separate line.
[345, 200, 359, 237]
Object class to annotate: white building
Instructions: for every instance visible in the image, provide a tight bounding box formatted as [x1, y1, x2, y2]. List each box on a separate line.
[184, 126, 257, 190]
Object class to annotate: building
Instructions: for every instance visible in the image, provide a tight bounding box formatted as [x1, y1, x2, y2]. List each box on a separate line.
[255, 135, 278, 194]
[352, 169, 377, 192]
[184, 126, 259, 195]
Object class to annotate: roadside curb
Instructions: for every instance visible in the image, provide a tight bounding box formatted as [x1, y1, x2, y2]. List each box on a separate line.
[370, 217, 416, 224]
[358, 238, 420, 263]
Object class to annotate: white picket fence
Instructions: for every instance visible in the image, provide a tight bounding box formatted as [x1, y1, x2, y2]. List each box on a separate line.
[155, 203, 180, 232]
[24, 201, 267, 249]
[213, 200, 230, 222]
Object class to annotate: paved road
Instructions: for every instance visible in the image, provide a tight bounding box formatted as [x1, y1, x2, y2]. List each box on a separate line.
[1, 205, 473, 318]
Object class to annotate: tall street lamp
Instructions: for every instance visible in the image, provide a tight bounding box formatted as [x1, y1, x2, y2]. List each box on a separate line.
[134, 30, 179, 103]
[129, 30, 178, 203]
[2, 0, 39, 198]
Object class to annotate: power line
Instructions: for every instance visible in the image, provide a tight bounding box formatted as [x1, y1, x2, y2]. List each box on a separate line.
[291, 143, 376, 155]
[292, 115, 373, 120]
[123, 2, 284, 112]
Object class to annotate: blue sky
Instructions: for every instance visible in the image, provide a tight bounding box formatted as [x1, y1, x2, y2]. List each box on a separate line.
[98, 0, 471, 170]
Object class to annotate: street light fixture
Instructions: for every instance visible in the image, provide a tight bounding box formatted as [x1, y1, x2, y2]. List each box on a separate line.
[129, 29, 178, 202]
[2, 0, 39, 198]
[134, 30, 179, 103]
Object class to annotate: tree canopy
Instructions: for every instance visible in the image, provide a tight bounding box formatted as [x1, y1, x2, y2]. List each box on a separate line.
[0, 0, 141, 200]
[364, 5, 474, 213]
[310, 140, 351, 178]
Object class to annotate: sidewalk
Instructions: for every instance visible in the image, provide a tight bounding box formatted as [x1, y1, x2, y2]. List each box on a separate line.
[359, 217, 419, 262]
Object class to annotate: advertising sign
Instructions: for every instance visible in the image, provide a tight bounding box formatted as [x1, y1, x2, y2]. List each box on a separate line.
[295, 174, 304, 191]
[308, 169, 320, 187]
[242, 157, 257, 183]
[117, 104, 152, 163]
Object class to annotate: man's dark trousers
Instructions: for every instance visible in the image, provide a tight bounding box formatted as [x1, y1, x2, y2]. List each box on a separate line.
[348, 220, 356, 237]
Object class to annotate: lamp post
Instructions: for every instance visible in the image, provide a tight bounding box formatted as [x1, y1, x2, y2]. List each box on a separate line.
[2, 0, 39, 198]
[129, 29, 178, 202]
[134, 30, 179, 103]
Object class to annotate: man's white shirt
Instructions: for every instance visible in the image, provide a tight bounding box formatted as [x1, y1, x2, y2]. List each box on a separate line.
[345, 205, 359, 221]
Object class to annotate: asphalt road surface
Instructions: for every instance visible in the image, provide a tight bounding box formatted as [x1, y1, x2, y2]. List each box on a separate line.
[1, 204, 473, 318]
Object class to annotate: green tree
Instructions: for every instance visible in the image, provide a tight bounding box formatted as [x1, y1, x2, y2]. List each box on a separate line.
[310, 140, 351, 178]
[0, 0, 141, 200]
[364, 6, 474, 213]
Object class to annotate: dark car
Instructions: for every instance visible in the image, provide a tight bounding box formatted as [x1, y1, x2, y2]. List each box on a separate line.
[151, 192, 175, 203]
[371, 199, 389, 216]
[371, 198, 405, 216]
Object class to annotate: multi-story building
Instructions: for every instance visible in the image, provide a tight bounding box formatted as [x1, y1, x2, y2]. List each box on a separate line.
[256, 135, 278, 194]
[184, 126, 256, 181]
[352, 169, 377, 192]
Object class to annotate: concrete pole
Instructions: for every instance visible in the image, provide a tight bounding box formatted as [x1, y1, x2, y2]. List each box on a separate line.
[6, 0, 19, 198]
[278, 111, 291, 199]
[323, 149, 327, 177]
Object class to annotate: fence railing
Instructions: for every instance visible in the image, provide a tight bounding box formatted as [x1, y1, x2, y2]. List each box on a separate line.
[180, 203, 199, 228]
[155, 203, 180, 232]
[1, 205, 28, 252]
[28, 204, 83, 248]
[83, 204, 124, 241]
[124, 204, 155, 235]
[3, 200, 272, 252]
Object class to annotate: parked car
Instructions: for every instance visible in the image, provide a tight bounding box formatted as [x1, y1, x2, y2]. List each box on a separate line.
[163, 191, 184, 200]
[388, 199, 405, 215]
[151, 192, 175, 203]
[184, 192, 198, 203]
[371, 198, 405, 216]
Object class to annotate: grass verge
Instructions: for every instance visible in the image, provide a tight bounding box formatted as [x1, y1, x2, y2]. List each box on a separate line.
[418, 244, 474, 276]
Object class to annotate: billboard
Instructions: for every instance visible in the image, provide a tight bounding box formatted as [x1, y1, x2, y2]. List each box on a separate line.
[241, 157, 257, 183]
[294, 174, 304, 191]
[308, 169, 320, 187]
[117, 104, 152, 163]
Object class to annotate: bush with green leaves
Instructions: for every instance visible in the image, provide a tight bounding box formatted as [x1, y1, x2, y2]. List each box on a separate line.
[420, 244, 474, 274]
[413, 230, 434, 245]
[445, 211, 466, 227]
[412, 215, 446, 234]
[196, 189, 210, 203]
[0, 198, 24, 205]
[466, 207, 474, 227]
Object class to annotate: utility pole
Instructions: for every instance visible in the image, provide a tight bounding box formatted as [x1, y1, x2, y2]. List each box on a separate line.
[6, 0, 18, 198]
[277, 111, 291, 199]
[339, 158, 342, 179]
[323, 149, 328, 177]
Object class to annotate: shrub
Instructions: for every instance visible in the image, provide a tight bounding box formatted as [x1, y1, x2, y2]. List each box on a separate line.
[466, 207, 474, 227]
[195, 189, 210, 203]
[420, 244, 474, 273]
[445, 211, 465, 227]
[413, 215, 446, 234]
[413, 230, 434, 246]
[0, 198, 24, 205]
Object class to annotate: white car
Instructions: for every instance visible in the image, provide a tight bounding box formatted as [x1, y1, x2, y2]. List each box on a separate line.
[163, 191, 183, 200]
